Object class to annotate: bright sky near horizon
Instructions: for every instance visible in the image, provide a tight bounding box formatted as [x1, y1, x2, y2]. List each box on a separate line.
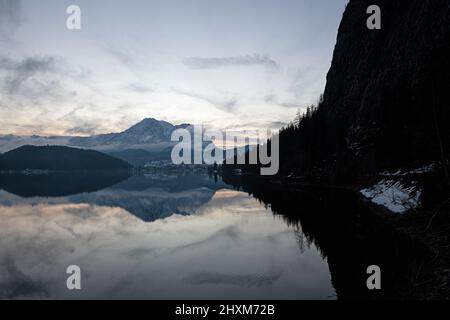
[0, 0, 348, 136]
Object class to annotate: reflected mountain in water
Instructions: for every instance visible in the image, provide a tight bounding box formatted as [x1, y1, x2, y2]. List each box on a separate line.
[0, 171, 429, 299]
[0, 187, 334, 300]
[0, 173, 227, 222]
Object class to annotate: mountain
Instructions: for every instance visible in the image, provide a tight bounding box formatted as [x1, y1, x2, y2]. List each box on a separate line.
[228, 0, 450, 183]
[0, 118, 192, 153]
[0, 134, 73, 154]
[0, 118, 252, 166]
[0, 119, 196, 165]
[69, 118, 192, 151]
[315, 0, 450, 178]
[0, 145, 132, 171]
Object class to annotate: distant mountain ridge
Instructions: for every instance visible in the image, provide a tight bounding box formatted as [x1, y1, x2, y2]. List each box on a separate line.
[0, 118, 192, 153]
[0, 119, 194, 165]
[0, 145, 131, 171]
[69, 118, 192, 150]
[0, 118, 252, 166]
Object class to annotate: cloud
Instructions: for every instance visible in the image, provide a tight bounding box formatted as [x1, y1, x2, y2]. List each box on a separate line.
[172, 88, 238, 113]
[58, 105, 113, 136]
[127, 83, 154, 93]
[183, 54, 278, 70]
[0, 0, 23, 39]
[265, 94, 304, 109]
[0, 54, 92, 106]
[0, 56, 58, 94]
[221, 120, 287, 131]
[170, 225, 241, 254]
[0, 254, 49, 299]
[183, 271, 281, 287]
[0, 55, 99, 136]
[220, 98, 237, 112]
[65, 123, 98, 136]
[105, 46, 135, 67]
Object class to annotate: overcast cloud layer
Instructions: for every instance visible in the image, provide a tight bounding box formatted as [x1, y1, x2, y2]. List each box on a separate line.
[0, 0, 348, 136]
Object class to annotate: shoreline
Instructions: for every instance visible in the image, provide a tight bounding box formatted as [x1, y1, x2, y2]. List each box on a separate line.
[223, 172, 450, 300]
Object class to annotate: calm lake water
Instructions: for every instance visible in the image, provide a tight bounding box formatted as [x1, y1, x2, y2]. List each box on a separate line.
[0, 173, 337, 300]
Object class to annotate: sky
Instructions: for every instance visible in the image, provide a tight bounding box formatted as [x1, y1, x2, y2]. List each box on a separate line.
[0, 0, 348, 136]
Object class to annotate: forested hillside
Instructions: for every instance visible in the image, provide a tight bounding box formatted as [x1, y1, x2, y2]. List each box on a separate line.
[0, 145, 132, 171]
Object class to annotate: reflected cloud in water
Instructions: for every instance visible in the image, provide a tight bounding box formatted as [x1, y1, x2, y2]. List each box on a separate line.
[0, 177, 335, 299]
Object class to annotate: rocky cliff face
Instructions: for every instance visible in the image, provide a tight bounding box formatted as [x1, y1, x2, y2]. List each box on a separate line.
[318, 0, 450, 178]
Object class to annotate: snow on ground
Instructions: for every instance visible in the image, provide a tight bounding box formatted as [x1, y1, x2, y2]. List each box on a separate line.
[360, 179, 422, 214]
[379, 164, 435, 177]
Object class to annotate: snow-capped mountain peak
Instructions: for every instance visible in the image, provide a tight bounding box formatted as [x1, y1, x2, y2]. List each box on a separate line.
[0, 118, 193, 153]
[69, 118, 193, 149]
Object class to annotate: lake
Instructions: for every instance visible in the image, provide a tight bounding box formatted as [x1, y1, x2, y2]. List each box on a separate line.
[0, 173, 423, 299]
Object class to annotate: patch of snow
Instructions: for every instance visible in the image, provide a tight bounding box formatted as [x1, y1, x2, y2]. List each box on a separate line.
[379, 164, 435, 177]
[408, 164, 435, 174]
[379, 169, 403, 177]
[360, 179, 421, 214]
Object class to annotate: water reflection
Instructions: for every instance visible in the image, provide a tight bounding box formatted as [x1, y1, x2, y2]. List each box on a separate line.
[223, 175, 427, 300]
[0, 172, 130, 198]
[0, 174, 335, 299]
[0, 174, 227, 222]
